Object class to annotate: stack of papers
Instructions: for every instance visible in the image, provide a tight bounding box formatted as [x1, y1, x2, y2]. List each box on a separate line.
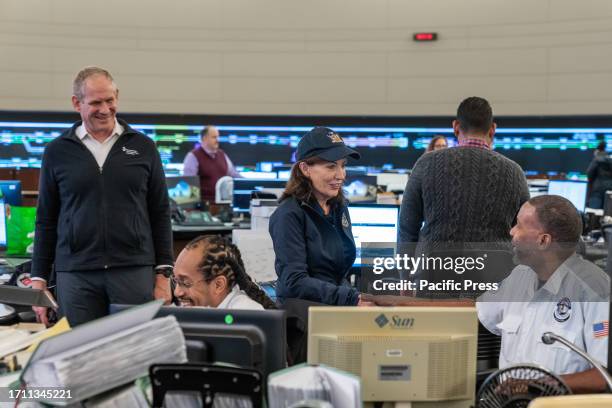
[267, 364, 360, 408]
[22, 315, 186, 403]
[85, 381, 149, 408]
[0, 328, 35, 357]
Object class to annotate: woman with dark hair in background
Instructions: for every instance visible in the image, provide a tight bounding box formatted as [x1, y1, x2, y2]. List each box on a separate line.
[426, 135, 448, 152]
[269, 127, 369, 306]
[172, 234, 276, 310]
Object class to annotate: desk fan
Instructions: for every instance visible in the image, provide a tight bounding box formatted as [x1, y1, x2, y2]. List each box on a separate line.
[476, 364, 571, 408]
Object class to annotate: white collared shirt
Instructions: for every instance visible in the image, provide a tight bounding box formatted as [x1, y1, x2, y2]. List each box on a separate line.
[477, 254, 609, 375]
[76, 120, 124, 169]
[217, 285, 264, 310]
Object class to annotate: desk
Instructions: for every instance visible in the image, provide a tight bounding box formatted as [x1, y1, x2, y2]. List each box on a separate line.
[0, 257, 31, 268]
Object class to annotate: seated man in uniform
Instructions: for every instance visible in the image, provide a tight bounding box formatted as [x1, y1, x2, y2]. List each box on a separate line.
[477, 195, 610, 393]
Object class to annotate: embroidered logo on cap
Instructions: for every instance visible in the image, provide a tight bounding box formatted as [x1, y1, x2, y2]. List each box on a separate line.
[327, 131, 343, 143]
[553, 297, 571, 323]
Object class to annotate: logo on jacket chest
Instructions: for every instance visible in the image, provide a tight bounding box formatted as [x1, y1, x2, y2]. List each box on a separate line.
[122, 146, 139, 156]
[342, 213, 350, 229]
[553, 297, 572, 323]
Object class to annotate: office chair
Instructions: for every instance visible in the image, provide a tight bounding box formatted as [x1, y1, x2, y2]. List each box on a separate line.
[150, 363, 262, 408]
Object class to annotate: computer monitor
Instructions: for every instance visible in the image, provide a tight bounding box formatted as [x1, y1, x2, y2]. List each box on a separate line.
[109, 305, 286, 379]
[344, 175, 378, 203]
[348, 204, 399, 267]
[232, 179, 286, 214]
[257, 162, 284, 173]
[547, 180, 588, 211]
[239, 171, 278, 180]
[376, 173, 409, 193]
[0, 198, 7, 250]
[277, 170, 291, 180]
[308, 306, 477, 407]
[0, 181, 22, 206]
[166, 176, 201, 208]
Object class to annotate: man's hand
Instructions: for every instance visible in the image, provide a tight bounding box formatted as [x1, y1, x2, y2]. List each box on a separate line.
[357, 293, 376, 307]
[31, 280, 55, 327]
[154, 275, 172, 305]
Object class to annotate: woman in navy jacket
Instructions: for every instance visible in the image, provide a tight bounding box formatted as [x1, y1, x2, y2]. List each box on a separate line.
[269, 127, 367, 305]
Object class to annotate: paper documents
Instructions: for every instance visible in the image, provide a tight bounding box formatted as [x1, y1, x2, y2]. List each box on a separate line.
[267, 364, 360, 408]
[22, 315, 186, 404]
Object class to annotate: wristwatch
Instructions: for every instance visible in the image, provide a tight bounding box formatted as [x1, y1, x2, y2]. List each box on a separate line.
[155, 266, 173, 278]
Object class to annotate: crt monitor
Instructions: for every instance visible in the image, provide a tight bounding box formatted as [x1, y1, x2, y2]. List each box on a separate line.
[547, 180, 588, 211]
[232, 178, 286, 214]
[0, 198, 6, 250]
[166, 176, 200, 208]
[0, 181, 22, 206]
[109, 305, 286, 379]
[308, 306, 477, 407]
[348, 204, 399, 267]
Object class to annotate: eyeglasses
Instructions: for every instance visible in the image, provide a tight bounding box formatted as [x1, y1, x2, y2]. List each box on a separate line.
[170, 275, 207, 289]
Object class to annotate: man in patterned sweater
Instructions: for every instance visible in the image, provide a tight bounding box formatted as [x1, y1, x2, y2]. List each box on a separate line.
[398, 97, 530, 292]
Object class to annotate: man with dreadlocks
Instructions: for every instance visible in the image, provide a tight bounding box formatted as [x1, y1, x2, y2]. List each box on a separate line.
[172, 235, 276, 310]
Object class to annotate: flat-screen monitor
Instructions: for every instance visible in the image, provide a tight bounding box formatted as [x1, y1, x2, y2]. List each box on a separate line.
[376, 173, 409, 193]
[344, 175, 378, 203]
[547, 180, 588, 211]
[166, 176, 200, 207]
[348, 204, 399, 267]
[0, 181, 22, 206]
[308, 306, 477, 406]
[277, 170, 291, 180]
[109, 305, 286, 379]
[0, 198, 7, 249]
[232, 179, 286, 214]
[239, 171, 278, 180]
[257, 162, 284, 172]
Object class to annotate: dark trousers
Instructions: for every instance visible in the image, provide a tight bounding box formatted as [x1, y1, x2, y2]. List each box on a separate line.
[56, 266, 155, 327]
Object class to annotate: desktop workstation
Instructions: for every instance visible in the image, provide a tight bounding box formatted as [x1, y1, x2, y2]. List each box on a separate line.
[1, 112, 612, 407]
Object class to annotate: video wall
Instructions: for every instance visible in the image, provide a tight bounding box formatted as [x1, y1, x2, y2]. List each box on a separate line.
[1, 111, 611, 174]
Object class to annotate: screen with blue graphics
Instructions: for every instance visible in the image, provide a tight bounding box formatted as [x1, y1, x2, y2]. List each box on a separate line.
[1, 111, 610, 174]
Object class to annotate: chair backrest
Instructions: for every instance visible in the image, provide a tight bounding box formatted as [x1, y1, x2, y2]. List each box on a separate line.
[150, 363, 263, 408]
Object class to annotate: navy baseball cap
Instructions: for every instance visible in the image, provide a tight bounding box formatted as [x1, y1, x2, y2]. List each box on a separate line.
[296, 127, 361, 162]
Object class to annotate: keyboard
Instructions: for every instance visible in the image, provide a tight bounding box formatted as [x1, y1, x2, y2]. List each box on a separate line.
[178, 218, 225, 227]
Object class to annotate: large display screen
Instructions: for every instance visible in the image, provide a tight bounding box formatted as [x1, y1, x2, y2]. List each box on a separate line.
[1, 111, 611, 174]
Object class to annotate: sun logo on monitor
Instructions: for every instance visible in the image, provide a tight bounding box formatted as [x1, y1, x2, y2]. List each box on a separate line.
[375, 314, 389, 328]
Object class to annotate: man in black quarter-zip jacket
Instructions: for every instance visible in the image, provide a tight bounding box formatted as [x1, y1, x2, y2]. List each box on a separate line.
[30, 67, 174, 326]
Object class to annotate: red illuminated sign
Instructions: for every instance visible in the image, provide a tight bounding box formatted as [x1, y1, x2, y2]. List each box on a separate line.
[413, 33, 438, 42]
